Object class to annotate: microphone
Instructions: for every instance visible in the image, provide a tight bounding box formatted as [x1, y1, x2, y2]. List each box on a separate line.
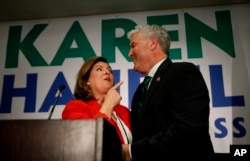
[48, 84, 65, 120]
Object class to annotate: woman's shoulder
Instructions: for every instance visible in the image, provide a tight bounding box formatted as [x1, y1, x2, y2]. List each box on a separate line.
[66, 99, 97, 107]
[66, 99, 84, 105]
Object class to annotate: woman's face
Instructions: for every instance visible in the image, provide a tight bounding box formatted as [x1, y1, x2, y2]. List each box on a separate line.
[88, 61, 114, 97]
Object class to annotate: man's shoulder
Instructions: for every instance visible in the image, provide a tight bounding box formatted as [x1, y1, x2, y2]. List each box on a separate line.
[170, 61, 197, 68]
[172, 61, 195, 65]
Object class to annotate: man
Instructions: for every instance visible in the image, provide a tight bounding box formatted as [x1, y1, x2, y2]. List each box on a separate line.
[122, 25, 214, 161]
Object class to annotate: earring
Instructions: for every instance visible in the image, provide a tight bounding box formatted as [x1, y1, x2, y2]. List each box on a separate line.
[87, 82, 90, 85]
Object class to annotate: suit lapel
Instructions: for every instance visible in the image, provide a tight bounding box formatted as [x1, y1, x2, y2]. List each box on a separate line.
[132, 58, 172, 132]
[141, 58, 172, 113]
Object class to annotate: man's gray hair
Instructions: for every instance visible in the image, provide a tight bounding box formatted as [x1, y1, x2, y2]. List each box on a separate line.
[127, 25, 171, 55]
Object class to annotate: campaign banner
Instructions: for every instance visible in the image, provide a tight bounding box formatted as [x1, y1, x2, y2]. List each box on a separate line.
[0, 4, 249, 153]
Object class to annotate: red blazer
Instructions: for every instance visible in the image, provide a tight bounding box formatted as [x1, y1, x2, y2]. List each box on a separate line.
[62, 99, 131, 144]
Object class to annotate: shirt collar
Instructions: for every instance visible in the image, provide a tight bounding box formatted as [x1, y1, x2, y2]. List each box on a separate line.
[148, 58, 166, 78]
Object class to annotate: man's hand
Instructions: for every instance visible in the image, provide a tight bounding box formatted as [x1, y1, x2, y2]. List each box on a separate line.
[122, 144, 131, 161]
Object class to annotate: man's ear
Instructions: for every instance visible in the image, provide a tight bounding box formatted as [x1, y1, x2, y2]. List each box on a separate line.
[150, 37, 158, 50]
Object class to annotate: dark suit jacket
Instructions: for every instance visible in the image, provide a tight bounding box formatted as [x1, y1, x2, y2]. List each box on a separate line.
[131, 58, 214, 161]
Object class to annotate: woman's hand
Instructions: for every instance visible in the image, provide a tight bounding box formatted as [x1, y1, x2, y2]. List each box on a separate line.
[99, 81, 124, 117]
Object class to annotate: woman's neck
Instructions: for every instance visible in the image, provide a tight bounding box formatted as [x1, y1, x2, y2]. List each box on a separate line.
[95, 95, 105, 105]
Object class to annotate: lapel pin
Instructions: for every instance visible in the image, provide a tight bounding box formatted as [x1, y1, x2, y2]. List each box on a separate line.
[156, 76, 161, 82]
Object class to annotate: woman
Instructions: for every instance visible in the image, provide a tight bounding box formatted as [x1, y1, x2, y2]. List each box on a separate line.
[62, 56, 132, 144]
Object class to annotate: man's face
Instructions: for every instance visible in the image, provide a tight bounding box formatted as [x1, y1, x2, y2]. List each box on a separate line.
[128, 33, 152, 75]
